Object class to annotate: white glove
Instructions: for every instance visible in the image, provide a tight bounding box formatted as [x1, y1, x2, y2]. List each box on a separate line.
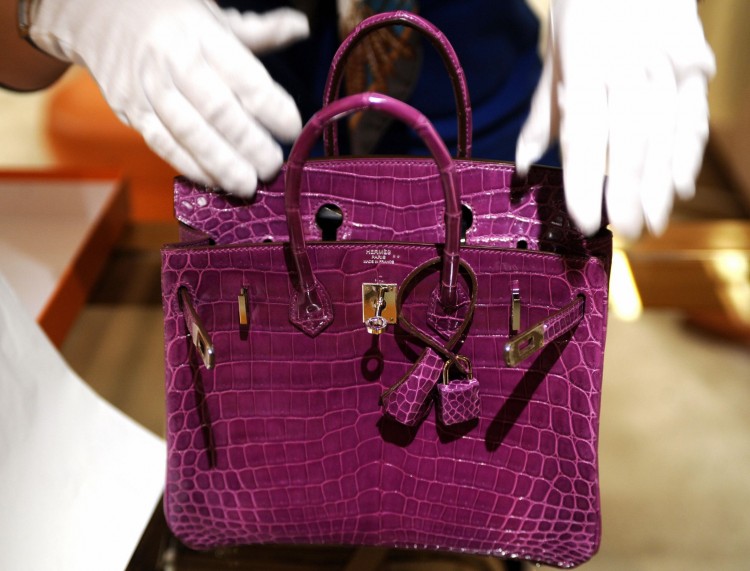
[30, 0, 310, 196]
[516, 0, 716, 239]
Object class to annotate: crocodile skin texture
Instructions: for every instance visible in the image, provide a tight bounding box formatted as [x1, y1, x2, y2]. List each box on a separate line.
[162, 238, 610, 567]
[437, 377, 481, 426]
[165, 89, 611, 570]
[427, 283, 471, 340]
[174, 160, 611, 272]
[543, 296, 586, 339]
[381, 347, 442, 426]
[285, 94, 464, 328]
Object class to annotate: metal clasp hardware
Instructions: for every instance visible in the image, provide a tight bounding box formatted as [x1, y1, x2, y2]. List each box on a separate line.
[504, 324, 544, 367]
[442, 355, 473, 384]
[238, 287, 249, 326]
[179, 288, 215, 369]
[362, 283, 397, 335]
[510, 280, 521, 335]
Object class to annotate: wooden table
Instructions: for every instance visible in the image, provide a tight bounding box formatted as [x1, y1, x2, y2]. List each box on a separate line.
[0, 168, 127, 345]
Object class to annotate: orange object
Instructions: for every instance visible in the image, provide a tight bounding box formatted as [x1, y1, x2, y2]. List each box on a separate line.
[45, 69, 177, 222]
[0, 168, 127, 347]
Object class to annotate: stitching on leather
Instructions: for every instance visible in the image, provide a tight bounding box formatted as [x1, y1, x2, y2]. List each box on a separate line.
[168, 243, 589, 268]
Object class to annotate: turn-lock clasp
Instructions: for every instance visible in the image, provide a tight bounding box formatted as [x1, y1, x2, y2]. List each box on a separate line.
[362, 283, 397, 335]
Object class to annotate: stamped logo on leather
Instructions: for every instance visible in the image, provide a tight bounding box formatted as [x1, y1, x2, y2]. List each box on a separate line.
[363, 248, 398, 265]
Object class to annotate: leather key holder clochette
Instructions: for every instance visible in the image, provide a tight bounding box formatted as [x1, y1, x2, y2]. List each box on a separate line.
[380, 257, 589, 428]
[381, 256, 478, 427]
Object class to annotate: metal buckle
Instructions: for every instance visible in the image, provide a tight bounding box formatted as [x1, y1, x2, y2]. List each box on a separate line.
[362, 283, 397, 335]
[504, 325, 544, 367]
[179, 288, 215, 369]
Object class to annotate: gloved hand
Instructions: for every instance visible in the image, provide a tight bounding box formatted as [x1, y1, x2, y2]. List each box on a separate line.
[29, 0, 310, 196]
[516, 0, 716, 239]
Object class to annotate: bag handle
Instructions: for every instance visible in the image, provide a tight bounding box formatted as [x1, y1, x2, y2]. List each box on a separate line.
[285, 92, 462, 336]
[322, 10, 473, 158]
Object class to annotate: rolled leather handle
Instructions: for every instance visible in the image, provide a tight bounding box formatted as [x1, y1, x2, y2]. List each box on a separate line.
[323, 10, 472, 158]
[285, 93, 462, 336]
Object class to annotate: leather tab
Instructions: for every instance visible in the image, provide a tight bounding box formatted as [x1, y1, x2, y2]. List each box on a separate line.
[289, 281, 334, 337]
[381, 347, 443, 426]
[427, 281, 471, 340]
[504, 295, 586, 366]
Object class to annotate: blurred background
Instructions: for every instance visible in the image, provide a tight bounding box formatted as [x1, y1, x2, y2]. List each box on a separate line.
[0, 1, 748, 570]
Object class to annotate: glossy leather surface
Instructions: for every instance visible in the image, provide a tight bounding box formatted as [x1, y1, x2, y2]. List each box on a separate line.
[381, 346, 442, 426]
[164, 92, 611, 568]
[322, 11, 473, 158]
[174, 161, 611, 272]
[286, 94, 462, 327]
[437, 377, 481, 426]
[164, 150, 612, 567]
[162, 239, 609, 567]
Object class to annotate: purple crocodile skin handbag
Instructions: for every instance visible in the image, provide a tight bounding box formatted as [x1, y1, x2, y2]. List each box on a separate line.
[161, 13, 611, 569]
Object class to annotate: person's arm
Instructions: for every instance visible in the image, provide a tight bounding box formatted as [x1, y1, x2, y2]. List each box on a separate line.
[14, 0, 309, 195]
[0, 0, 69, 91]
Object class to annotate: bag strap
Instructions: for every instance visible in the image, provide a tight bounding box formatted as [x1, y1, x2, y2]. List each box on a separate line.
[380, 257, 477, 425]
[381, 262, 586, 426]
[392, 257, 478, 373]
[323, 10, 472, 158]
[504, 295, 586, 366]
[285, 92, 462, 336]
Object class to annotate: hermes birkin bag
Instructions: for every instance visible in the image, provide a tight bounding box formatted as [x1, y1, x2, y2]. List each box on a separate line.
[162, 91, 611, 568]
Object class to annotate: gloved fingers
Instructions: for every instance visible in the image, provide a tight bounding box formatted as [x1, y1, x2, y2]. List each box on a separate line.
[222, 7, 310, 55]
[135, 114, 215, 188]
[170, 54, 285, 181]
[551, 0, 612, 236]
[640, 55, 678, 236]
[604, 72, 650, 240]
[672, 72, 711, 200]
[143, 74, 262, 195]
[667, 5, 716, 82]
[203, 37, 303, 143]
[516, 57, 558, 176]
[665, 6, 714, 201]
[558, 78, 609, 236]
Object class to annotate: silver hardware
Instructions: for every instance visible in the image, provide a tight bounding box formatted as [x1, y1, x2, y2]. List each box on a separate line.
[504, 324, 544, 367]
[179, 288, 215, 369]
[362, 283, 397, 335]
[442, 355, 473, 384]
[238, 287, 248, 326]
[511, 280, 521, 335]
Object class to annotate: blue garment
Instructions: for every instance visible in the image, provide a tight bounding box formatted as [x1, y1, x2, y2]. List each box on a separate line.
[221, 0, 559, 165]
